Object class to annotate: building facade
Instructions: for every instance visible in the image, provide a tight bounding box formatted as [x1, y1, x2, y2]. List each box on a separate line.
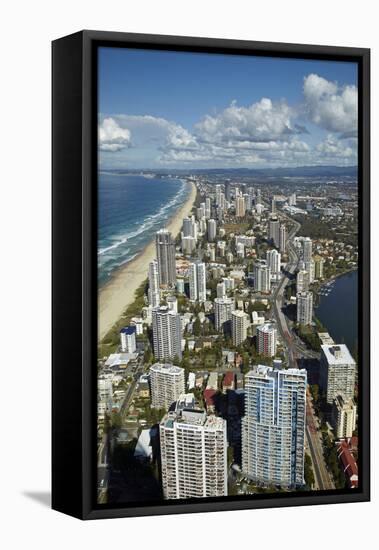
[156, 229, 176, 287]
[320, 344, 356, 404]
[148, 259, 160, 308]
[214, 297, 235, 333]
[297, 291, 313, 325]
[189, 261, 207, 302]
[256, 323, 277, 357]
[232, 309, 250, 346]
[242, 365, 307, 487]
[149, 363, 185, 409]
[160, 409, 228, 499]
[152, 306, 182, 361]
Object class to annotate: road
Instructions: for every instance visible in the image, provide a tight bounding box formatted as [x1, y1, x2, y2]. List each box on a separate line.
[306, 390, 335, 490]
[271, 211, 333, 490]
[271, 214, 301, 367]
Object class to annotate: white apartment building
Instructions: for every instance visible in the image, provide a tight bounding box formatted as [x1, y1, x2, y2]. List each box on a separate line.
[152, 306, 182, 361]
[120, 326, 137, 353]
[242, 365, 307, 488]
[214, 297, 235, 333]
[149, 363, 185, 410]
[189, 261, 207, 302]
[296, 269, 309, 293]
[207, 219, 217, 242]
[232, 309, 250, 346]
[254, 262, 271, 292]
[320, 344, 356, 404]
[160, 409, 228, 499]
[266, 249, 281, 277]
[297, 291, 313, 325]
[148, 259, 160, 308]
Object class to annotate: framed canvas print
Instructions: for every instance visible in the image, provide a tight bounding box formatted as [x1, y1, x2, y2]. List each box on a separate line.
[52, 31, 370, 520]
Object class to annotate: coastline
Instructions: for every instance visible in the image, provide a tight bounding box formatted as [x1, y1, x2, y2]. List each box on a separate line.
[98, 180, 197, 341]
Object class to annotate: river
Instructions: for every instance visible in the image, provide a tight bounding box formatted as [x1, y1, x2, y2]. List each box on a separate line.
[315, 270, 358, 354]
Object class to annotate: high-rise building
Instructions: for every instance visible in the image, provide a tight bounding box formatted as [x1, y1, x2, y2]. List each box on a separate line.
[182, 216, 197, 239]
[149, 362, 185, 409]
[120, 326, 137, 353]
[289, 193, 297, 206]
[214, 297, 235, 333]
[207, 219, 217, 242]
[271, 197, 276, 214]
[256, 323, 277, 357]
[331, 395, 357, 438]
[256, 188, 262, 205]
[314, 256, 324, 279]
[296, 270, 309, 293]
[320, 344, 356, 404]
[217, 281, 226, 298]
[242, 365, 307, 487]
[297, 291, 313, 325]
[148, 259, 160, 307]
[189, 261, 206, 302]
[181, 235, 196, 255]
[156, 229, 176, 287]
[266, 249, 281, 276]
[232, 309, 249, 346]
[269, 217, 280, 247]
[225, 181, 231, 203]
[302, 237, 312, 263]
[254, 262, 271, 292]
[160, 409, 227, 499]
[279, 224, 287, 253]
[152, 306, 182, 361]
[236, 196, 246, 217]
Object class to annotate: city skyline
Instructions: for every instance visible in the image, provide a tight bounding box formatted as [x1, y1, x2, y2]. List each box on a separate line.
[98, 48, 358, 169]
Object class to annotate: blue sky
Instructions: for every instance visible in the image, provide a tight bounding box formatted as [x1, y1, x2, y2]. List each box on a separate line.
[98, 47, 358, 169]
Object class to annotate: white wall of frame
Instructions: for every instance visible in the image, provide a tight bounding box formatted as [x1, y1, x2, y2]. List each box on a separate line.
[0, 0, 377, 548]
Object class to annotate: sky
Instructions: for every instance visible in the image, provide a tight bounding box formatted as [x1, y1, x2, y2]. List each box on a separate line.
[98, 47, 358, 170]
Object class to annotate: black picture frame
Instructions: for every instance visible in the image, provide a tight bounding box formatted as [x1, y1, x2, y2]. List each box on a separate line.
[52, 30, 370, 520]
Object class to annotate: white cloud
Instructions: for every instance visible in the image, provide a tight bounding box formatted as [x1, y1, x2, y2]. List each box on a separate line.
[303, 74, 358, 135]
[315, 134, 356, 160]
[98, 117, 131, 152]
[195, 98, 296, 144]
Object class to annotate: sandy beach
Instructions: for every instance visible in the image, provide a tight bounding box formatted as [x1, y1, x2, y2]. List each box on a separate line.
[98, 180, 197, 341]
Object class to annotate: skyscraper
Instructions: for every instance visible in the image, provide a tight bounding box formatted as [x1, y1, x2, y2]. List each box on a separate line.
[232, 309, 250, 346]
[156, 229, 176, 287]
[254, 262, 271, 292]
[188, 261, 206, 302]
[297, 291, 313, 325]
[148, 259, 160, 307]
[279, 224, 287, 253]
[296, 269, 309, 293]
[120, 326, 137, 353]
[269, 217, 280, 247]
[214, 297, 235, 333]
[236, 196, 246, 217]
[149, 362, 185, 409]
[152, 306, 182, 361]
[320, 344, 356, 404]
[225, 181, 231, 203]
[160, 409, 228, 499]
[242, 365, 307, 488]
[266, 249, 281, 276]
[256, 323, 277, 357]
[331, 395, 357, 438]
[207, 218, 217, 242]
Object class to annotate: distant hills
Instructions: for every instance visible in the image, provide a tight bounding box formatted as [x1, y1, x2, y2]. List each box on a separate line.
[183, 165, 358, 177]
[105, 165, 357, 178]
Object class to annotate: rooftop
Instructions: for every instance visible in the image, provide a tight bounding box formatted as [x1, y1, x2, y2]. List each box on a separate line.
[321, 344, 356, 365]
[150, 363, 184, 375]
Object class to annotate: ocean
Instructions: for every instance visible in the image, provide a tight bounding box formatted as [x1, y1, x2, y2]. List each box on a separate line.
[98, 173, 191, 287]
[315, 270, 358, 354]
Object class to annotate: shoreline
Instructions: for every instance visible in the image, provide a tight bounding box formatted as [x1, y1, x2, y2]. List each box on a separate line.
[98, 180, 197, 341]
